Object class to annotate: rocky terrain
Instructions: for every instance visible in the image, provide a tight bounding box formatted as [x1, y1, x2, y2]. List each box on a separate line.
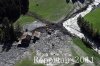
[0, 23, 96, 66]
[0, 0, 99, 66]
[0, 24, 73, 66]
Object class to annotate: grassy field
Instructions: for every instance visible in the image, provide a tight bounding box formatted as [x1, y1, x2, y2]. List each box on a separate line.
[73, 37, 100, 66]
[29, 0, 73, 22]
[15, 59, 45, 66]
[15, 48, 45, 66]
[14, 15, 35, 26]
[15, 0, 73, 26]
[84, 8, 100, 31]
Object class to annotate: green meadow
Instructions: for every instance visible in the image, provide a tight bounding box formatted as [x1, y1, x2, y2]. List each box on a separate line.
[15, 59, 45, 66]
[16, 0, 73, 26]
[73, 37, 100, 66]
[29, 0, 73, 22]
[84, 8, 100, 31]
[15, 15, 35, 26]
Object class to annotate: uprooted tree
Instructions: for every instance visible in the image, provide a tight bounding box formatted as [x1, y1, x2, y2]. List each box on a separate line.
[0, 0, 29, 51]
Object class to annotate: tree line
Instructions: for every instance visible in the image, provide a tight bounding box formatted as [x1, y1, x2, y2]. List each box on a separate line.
[66, 0, 85, 3]
[0, 0, 29, 51]
[0, 0, 29, 23]
[66, 0, 93, 4]
[77, 16, 100, 48]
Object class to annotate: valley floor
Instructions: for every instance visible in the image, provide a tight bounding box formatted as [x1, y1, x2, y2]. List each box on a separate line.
[0, 24, 97, 66]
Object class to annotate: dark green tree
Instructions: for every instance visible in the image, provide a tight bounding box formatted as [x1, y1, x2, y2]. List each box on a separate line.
[0, 0, 29, 24]
[66, 0, 70, 3]
[20, 0, 29, 15]
[0, 0, 29, 51]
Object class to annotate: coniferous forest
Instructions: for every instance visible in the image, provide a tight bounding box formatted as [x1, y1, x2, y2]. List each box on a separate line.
[0, 0, 29, 51]
[77, 16, 100, 48]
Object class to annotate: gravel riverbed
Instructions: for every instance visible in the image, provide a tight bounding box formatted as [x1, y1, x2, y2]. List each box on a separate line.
[0, 24, 74, 66]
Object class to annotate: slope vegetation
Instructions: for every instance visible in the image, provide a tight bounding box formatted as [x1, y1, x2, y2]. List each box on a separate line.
[84, 8, 100, 31]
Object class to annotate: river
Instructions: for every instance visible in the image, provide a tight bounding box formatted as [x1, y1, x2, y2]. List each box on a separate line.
[63, 0, 100, 38]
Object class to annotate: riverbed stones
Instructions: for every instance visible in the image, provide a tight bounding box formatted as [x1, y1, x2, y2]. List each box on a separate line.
[0, 26, 73, 66]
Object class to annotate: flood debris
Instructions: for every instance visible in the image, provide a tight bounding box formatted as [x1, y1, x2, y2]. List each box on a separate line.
[32, 31, 41, 43]
[17, 35, 31, 48]
[17, 29, 32, 48]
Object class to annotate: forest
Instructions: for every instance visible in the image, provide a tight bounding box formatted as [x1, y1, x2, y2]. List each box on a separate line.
[0, 0, 29, 51]
[77, 16, 100, 48]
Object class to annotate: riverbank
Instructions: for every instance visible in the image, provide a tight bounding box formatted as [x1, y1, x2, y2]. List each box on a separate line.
[63, 0, 100, 38]
[63, 0, 100, 59]
[0, 26, 73, 66]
